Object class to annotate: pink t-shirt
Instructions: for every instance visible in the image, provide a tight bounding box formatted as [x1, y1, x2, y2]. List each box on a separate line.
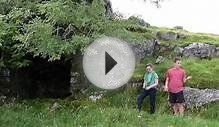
[166, 67, 186, 93]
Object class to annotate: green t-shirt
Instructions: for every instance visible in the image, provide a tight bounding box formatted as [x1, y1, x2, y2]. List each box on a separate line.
[144, 72, 158, 86]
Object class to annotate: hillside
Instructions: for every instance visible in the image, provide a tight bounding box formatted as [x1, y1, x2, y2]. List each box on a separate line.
[0, 0, 219, 127]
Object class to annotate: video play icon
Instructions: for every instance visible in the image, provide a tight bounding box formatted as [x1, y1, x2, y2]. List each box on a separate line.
[105, 52, 117, 75]
[83, 37, 135, 89]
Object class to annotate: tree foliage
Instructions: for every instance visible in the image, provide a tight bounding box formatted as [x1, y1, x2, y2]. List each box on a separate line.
[0, 0, 152, 69]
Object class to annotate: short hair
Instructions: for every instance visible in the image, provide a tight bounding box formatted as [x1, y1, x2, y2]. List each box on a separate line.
[146, 63, 153, 68]
[174, 57, 181, 63]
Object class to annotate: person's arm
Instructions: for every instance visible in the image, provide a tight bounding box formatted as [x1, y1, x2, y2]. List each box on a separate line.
[183, 71, 192, 83]
[164, 70, 170, 92]
[164, 77, 169, 91]
[146, 78, 158, 90]
[164, 71, 169, 91]
[143, 80, 147, 89]
[142, 73, 147, 89]
[183, 76, 192, 83]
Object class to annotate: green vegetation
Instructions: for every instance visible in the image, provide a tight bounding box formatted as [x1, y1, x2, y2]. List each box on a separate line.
[151, 27, 219, 46]
[0, 1, 218, 126]
[0, 88, 218, 127]
[133, 58, 219, 89]
[0, 0, 154, 69]
[1, 0, 219, 69]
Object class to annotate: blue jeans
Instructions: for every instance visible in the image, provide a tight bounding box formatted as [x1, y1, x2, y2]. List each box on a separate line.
[137, 88, 157, 114]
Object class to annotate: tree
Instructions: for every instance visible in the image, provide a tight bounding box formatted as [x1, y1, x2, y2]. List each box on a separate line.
[0, 0, 152, 69]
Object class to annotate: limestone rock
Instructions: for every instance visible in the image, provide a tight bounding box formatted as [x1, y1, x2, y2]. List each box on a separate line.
[216, 47, 219, 57]
[88, 91, 105, 102]
[156, 31, 187, 41]
[174, 26, 183, 30]
[49, 102, 62, 112]
[156, 31, 178, 41]
[184, 87, 219, 108]
[104, 0, 113, 17]
[131, 40, 158, 60]
[155, 56, 165, 64]
[174, 46, 184, 56]
[183, 43, 217, 58]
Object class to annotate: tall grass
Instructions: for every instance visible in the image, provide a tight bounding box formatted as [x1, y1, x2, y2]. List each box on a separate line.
[0, 87, 218, 127]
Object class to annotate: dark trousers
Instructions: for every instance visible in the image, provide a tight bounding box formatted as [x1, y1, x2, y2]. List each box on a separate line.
[137, 88, 157, 114]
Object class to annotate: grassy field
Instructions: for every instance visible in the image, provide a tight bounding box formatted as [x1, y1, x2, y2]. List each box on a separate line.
[0, 88, 218, 127]
[133, 58, 219, 89]
[149, 26, 219, 47]
[103, 19, 219, 47]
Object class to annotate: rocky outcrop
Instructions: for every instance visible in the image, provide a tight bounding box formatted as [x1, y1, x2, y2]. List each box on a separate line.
[174, 46, 184, 56]
[182, 43, 218, 58]
[0, 69, 12, 96]
[174, 26, 183, 30]
[216, 47, 219, 56]
[184, 87, 219, 108]
[156, 31, 186, 41]
[151, 42, 219, 59]
[104, 0, 114, 17]
[156, 31, 177, 41]
[70, 55, 89, 93]
[131, 40, 159, 60]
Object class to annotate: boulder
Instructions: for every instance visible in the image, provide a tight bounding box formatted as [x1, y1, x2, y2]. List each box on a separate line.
[156, 31, 178, 41]
[174, 26, 183, 30]
[131, 40, 158, 60]
[216, 47, 219, 57]
[155, 56, 165, 64]
[49, 102, 62, 112]
[89, 94, 103, 102]
[184, 87, 219, 108]
[177, 33, 187, 39]
[70, 55, 89, 94]
[0, 69, 12, 96]
[174, 46, 184, 56]
[156, 31, 187, 41]
[104, 0, 114, 17]
[183, 43, 217, 58]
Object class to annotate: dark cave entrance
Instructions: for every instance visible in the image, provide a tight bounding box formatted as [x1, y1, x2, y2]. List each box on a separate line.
[13, 57, 71, 99]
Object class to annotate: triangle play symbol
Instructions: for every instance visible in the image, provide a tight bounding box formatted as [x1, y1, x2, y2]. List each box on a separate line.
[105, 52, 117, 75]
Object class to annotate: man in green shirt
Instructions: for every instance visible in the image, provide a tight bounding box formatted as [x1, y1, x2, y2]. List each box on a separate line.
[137, 63, 159, 114]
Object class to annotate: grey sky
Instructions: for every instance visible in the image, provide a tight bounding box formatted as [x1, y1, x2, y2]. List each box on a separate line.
[110, 0, 219, 35]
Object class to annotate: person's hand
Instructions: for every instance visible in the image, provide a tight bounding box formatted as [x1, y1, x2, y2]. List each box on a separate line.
[164, 85, 168, 92]
[145, 86, 151, 90]
[186, 76, 192, 80]
[142, 83, 147, 89]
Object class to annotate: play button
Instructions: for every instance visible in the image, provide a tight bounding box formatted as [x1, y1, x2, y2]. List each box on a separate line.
[105, 52, 117, 75]
[83, 37, 135, 89]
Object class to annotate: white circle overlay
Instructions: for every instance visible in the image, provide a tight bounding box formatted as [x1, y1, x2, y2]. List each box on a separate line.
[82, 37, 136, 89]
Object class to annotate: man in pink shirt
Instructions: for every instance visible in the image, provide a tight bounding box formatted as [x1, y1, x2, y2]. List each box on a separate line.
[164, 57, 192, 115]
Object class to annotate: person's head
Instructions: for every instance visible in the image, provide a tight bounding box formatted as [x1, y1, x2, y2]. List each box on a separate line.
[174, 57, 182, 69]
[145, 63, 154, 73]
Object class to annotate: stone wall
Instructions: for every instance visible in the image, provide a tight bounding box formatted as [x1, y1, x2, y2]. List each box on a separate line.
[0, 69, 13, 97]
[70, 55, 90, 94]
